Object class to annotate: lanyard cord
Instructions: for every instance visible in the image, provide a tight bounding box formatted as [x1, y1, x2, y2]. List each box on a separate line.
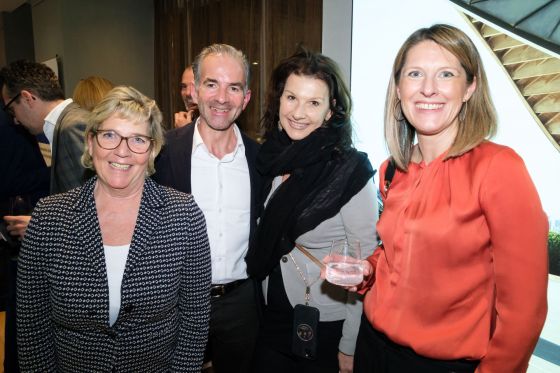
[289, 253, 312, 305]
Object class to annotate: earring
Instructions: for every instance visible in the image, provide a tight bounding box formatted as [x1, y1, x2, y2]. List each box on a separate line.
[393, 99, 405, 121]
[459, 100, 468, 123]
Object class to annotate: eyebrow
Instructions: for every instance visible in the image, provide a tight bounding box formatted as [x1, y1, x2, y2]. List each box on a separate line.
[283, 89, 325, 101]
[203, 78, 244, 89]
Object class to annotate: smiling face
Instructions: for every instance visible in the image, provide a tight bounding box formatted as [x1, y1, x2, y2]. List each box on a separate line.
[88, 114, 150, 197]
[279, 74, 332, 141]
[193, 54, 251, 132]
[397, 40, 476, 145]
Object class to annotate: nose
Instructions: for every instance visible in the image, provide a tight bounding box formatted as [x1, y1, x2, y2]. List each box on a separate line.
[293, 102, 306, 119]
[421, 76, 437, 97]
[115, 137, 131, 156]
[215, 86, 228, 104]
[186, 83, 194, 97]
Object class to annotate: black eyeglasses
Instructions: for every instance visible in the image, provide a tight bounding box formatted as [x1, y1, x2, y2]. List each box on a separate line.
[3, 92, 21, 116]
[94, 130, 154, 154]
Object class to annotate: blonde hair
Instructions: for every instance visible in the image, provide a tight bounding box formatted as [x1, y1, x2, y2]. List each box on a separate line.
[385, 24, 497, 170]
[73, 76, 114, 111]
[81, 86, 164, 176]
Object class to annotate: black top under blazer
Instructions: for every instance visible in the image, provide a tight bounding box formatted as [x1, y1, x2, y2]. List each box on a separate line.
[17, 177, 212, 372]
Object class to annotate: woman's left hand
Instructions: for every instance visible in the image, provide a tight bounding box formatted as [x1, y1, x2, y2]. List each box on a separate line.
[338, 351, 354, 373]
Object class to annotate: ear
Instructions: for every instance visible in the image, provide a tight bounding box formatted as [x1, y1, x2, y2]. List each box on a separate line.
[20, 90, 35, 107]
[396, 87, 401, 100]
[464, 76, 477, 102]
[242, 89, 252, 110]
[87, 133, 94, 157]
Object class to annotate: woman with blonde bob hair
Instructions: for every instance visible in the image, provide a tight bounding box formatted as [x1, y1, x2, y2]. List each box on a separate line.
[335, 24, 548, 373]
[72, 76, 114, 111]
[18, 85, 212, 372]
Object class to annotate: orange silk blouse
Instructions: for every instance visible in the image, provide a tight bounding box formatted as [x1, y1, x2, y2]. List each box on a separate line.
[362, 141, 548, 373]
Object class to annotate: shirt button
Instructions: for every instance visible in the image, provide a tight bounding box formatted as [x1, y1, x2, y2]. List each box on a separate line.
[281, 256, 288, 263]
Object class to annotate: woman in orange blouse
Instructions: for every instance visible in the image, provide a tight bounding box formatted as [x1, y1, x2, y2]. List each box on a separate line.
[352, 24, 549, 373]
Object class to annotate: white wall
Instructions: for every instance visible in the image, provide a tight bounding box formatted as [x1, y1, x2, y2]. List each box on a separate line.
[351, 0, 560, 221]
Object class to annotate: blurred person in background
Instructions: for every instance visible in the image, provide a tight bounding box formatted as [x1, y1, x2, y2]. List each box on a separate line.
[72, 76, 114, 111]
[174, 65, 199, 128]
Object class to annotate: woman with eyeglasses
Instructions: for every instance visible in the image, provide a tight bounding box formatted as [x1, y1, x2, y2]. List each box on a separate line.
[17, 86, 212, 372]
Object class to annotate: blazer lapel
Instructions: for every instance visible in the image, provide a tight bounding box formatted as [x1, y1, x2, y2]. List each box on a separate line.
[73, 178, 107, 285]
[121, 178, 163, 280]
[171, 124, 195, 194]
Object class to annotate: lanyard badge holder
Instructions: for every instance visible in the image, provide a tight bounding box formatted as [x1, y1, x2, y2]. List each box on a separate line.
[290, 250, 321, 360]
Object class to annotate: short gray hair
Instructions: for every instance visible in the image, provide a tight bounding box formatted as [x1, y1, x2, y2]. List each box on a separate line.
[192, 43, 250, 92]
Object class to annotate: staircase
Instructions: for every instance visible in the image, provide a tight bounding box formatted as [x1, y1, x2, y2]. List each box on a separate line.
[467, 15, 560, 151]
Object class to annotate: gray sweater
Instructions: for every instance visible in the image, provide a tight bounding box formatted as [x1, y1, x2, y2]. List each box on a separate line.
[262, 177, 378, 355]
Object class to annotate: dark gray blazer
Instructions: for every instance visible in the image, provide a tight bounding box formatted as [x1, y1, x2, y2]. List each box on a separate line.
[50, 102, 90, 194]
[17, 177, 211, 372]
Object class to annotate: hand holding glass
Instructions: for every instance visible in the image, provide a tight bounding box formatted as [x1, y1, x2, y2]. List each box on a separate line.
[326, 240, 364, 286]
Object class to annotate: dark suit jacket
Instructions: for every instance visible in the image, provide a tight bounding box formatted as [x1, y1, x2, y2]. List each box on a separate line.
[50, 102, 91, 194]
[154, 123, 260, 243]
[17, 177, 211, 372]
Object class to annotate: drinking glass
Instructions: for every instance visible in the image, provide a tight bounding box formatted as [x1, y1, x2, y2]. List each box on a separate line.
[9, 195, 32, 215]
[325, 239, 363, 286]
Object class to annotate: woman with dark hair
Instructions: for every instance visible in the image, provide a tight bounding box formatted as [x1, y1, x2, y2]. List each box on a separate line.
[246, 49, 377, 373]
[347, 24, 548, 373]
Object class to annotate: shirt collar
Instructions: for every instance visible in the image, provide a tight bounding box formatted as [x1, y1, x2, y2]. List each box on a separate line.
[192, 119, 245, 155]
[43, 98, 73, 145]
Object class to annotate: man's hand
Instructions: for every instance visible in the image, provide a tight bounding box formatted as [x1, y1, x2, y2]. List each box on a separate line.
[174, 110, 194, 128]
[338, 351, 354, 373]
[4, 215, 31, 239]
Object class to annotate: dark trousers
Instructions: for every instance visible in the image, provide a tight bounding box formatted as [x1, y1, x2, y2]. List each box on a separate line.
[252, 264, 342, 373]
[354, 316, 479, 373]
[252, 318, 343, 373]
[206, 279, 259, 373]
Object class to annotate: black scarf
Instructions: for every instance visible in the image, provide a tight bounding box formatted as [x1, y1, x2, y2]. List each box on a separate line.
[245, 127, 375, 280]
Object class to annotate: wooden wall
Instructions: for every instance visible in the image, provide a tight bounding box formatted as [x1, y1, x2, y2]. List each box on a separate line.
[154, 0, 323, 138]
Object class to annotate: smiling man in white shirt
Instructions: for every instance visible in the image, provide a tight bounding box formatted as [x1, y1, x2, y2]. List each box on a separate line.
[155, 44, 260, 373]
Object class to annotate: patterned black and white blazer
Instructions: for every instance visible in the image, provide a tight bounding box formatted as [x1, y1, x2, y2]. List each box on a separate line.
[17, 176, 211, 372]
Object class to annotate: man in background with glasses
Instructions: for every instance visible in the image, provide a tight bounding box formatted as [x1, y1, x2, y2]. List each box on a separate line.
[1, 60, 89, 373]
[1, 60, 90, 207]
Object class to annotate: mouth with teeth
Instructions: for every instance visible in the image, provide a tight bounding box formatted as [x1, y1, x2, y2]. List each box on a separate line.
[416, 103, 444, 110]
[288, 119, 308, 130]
[110, 162, 131, 170]
[211, 106, 230, 114]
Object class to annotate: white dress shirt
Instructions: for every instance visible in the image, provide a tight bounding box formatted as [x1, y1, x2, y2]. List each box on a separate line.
[103, 244, 130, 326]
[43, 98, 73, 148]
[191, 121, 251, 284]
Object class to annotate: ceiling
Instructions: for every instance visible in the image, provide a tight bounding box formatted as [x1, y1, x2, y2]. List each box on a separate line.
[459, 8, 560, 151]
[0, 0, 27, 13]
[449, 0, 560, 55]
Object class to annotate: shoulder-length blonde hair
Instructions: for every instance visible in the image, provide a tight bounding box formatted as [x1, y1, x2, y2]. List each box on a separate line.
[81, 86, 164, 176]
[385, 24, 497, 170]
